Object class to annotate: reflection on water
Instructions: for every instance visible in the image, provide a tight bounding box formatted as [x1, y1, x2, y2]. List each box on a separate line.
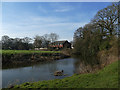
[73, 55, 102, 74]
[2, 58, 77, 88]
[2, 57, 101, 88]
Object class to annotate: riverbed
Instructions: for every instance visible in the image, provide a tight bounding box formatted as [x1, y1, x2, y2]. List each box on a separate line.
[2, 58, 82, 88]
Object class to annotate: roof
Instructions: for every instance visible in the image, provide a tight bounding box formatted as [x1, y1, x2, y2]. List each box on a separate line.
[51, 40, 68, 44]
[54, 40, 67, 43]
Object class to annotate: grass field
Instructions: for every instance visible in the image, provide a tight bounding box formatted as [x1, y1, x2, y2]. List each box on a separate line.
[14, 60, 118, 88]
[1, 50, 61, 55]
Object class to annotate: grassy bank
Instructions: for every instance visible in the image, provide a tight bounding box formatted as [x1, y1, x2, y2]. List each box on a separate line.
[1, 50, 61, 55]
[13, 60, 118, 88]
[2, 50, 70, 69]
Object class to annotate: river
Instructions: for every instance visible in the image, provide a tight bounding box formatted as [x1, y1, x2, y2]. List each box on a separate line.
[2, 58, 83, 88]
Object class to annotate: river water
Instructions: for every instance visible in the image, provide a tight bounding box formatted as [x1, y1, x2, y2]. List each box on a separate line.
[2, 58, 83, 88]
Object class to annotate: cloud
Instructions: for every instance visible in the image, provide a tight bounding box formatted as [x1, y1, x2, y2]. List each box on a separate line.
[2, 15, 87, 40]
[2, 9, 88, 40]
[2, 0, 119, 2]
[30, 16, 67, 23]
[12, 15, 87, 30]
[55, 8, 71, 12]
[37, 4, 72, 13]
[37, 6, 48, 13]
[37, 3, 74, 13]
[53, 3, 74, 12]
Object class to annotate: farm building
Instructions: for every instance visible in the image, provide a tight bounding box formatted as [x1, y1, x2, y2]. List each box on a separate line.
[49, 40, 71, 49]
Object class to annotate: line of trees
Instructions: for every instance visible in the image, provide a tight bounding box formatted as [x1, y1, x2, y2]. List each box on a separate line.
[73, 3, 119, 60]
[1, 33, 59, 50]
[34, 33, 59, 49]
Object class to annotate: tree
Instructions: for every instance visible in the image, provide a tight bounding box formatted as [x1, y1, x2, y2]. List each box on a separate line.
[49, 33, 59, 43]
[0, 41, 2, 50]
[2, 35, 33, 50]
[74, 27, 83, 42]
[2, 35, 11, 49]
[22, 37, 32, 44]
[73, 3, 118, 61]
[33, 35, 42, 48]
[42, 34, 50, 48]
[91, 3, 118, 37]
[2, 35, 10, 43]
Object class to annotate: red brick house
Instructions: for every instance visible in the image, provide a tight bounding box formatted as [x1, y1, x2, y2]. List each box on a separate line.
[49, 40, 71, 49]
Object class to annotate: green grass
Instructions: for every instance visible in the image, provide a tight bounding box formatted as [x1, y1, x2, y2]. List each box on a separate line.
[14, 60, 119, 88]
[1, 50, 61, 55]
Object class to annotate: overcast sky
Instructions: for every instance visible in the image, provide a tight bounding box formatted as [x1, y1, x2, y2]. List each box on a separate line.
[2, 2, 112, 41]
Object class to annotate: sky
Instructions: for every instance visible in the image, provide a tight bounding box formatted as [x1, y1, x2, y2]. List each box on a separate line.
[2, 2, 112, 41]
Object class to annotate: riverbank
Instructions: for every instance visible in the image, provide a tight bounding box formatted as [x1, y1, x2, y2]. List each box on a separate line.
[2, 50, 70, 69]
[1, 50, 61, 54]
[12, 60, 118, 88]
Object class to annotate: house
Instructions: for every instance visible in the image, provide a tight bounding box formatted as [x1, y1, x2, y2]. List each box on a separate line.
[49, 40, 71, 49]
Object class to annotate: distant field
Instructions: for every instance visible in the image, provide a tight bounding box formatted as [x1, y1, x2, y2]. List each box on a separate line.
[1, 50, 61, 54]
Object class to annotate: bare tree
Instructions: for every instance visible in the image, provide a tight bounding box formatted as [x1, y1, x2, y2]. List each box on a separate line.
[22, 37, 32, 44]
[42, 34, 50, 48]
[34, 35, 42, 48]
[49, 33, 59, 43]
[33, 33, 59, 48]
[91, 3, 118, 37]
